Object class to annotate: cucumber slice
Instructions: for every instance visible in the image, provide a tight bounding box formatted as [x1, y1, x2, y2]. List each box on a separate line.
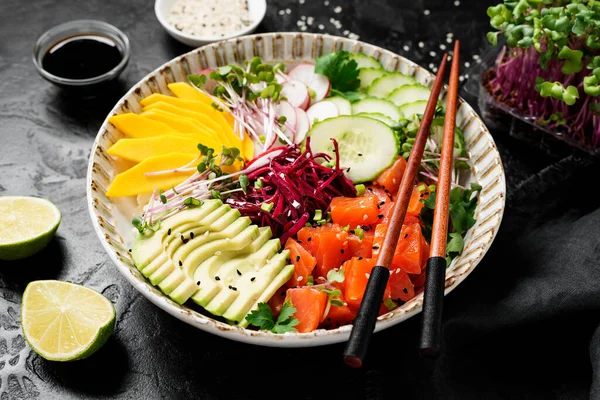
[351, 97, 404, 121]
[350, 53, 383, 69]
[326, 96, 352, 115]
[358, 68, 388, 90]
[355, 112, 397, 127]
[307, 116, 399, 183]
[367, 72, 417, 99]
[387, 84, 432, 107]
[399, 100, 428, 119]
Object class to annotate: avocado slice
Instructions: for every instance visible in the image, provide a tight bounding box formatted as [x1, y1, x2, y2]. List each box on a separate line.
[202, 238, 281, 316]
[181, 224, 260, 279]
[130, 199, 221, 269]
[148, 260, 177, 286]
[140, 253, 168, 277]
[158, 267, 186, 295]
[170, 277, 200, 305]
[193, 237, 280, 309]
[222, 251, 292, 324]
[236, 263, 295, 328]
[190, 252, 243, 307]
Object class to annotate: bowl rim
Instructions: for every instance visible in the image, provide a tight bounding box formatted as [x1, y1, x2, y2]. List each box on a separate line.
[32, 19, 131, 87]
[154, 0, 267, 43]
[87, 31, 506, 347]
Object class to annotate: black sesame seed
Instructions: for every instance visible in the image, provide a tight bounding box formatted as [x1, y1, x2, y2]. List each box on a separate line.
[183, 239, 189, 244]
[181, 235, 185, 241]
[197, 281, 201, 286]
[358, 256, 363, 260]
[296, 255, 301, 262]
[228, 285, 233, 289]
[347, 167, 351, 172]
[307, 237, 312, 242]
[372, 245, 379, 249]
[358, 153, 363, 156]
[384, 189, 390, 193]
[232, 287, 237, 291]
[237, 269, 242, 276]
[128, 249, 132, 252]
[168, 228, 172, 235]
[286, 257, 291, 263]
[215, 276, 221, 281]
[378, 214, 384, 219]
[377, 204, 381, 209]
[233, 320, 238, 324]
[404, 234, 408, 239]
[403, 288, 409, 294]
[190, 232, 195, 239]
[379, 201, 386, 206]
[179, 260, 182, 267]
[340, 249, 345, 254]
[251, 277, 256, 282]
[367, 187, 373, 192]
[280, 291, 286, 296]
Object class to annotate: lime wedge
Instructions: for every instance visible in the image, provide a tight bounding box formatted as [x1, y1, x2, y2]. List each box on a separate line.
[0, 195, 61, 260]
[21, 280, 116, 361]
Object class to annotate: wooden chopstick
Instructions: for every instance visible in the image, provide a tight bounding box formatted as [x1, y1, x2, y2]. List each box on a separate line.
[419, 40, 461, 358]
[343, 53, 449, 369]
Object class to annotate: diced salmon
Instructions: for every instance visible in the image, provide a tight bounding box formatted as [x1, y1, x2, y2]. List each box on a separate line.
[284, 237, 317, 287]
[297, 224, 348, 279]
[287, 287, 328, 333]
[330, 195, 380, 228]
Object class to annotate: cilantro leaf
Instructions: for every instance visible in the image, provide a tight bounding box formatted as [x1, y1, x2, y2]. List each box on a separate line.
[315, 51, 361, 92]
[446, 232, 464, 254]
[245, 303, 276, 331]
[245, 302, 299, 334]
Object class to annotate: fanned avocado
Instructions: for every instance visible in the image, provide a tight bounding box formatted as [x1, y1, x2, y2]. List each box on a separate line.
[130, 199, 296, 321]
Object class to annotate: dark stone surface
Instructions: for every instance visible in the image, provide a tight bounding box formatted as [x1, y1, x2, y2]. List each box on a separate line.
[2, 1, 600, 399]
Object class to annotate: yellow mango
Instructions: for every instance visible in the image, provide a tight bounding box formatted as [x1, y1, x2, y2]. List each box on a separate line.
[142, 102, 233, 146]
[107, 135, 199, 163]
[108, 113, 177, 138]
[106, 153, 197, 197]
[168, 82, 213, 105]
[140, 109, 218, 139]
[242, 133, 255, 161]
[141, 93, 235, 129]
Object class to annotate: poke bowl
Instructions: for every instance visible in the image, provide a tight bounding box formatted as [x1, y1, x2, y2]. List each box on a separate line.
[86, 32, 506, 347]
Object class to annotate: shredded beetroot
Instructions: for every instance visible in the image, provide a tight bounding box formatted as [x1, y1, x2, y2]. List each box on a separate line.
[226, 138, 356, 244]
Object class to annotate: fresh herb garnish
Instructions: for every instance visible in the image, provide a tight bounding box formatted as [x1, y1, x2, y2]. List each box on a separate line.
[327, 268, 345, 283]
[131, 216, 161, 234]
[245, 302, 299, 333]
[315, 50, 361, 92]
[159, 189, 167, 204]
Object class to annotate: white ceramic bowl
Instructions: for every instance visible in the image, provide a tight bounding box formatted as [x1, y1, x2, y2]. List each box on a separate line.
[87, 32, 506, 347]
[154, 0, 267, 47]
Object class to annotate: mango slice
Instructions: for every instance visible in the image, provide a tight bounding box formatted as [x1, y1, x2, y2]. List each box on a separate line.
[108, 114, 176, 138]
[242, 133, 255, 161]
[142, 102, 235, 147]
[140, 109, 218, 139]
[107, 135, 199, 163]
[168, 82, 213, 105]
[106, 153, 197, 197]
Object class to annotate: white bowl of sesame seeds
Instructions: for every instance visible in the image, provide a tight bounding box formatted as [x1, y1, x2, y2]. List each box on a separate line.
[154, 0, 267, 47]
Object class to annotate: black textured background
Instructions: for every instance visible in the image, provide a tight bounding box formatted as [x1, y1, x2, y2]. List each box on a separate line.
[2, 1, 600, 399]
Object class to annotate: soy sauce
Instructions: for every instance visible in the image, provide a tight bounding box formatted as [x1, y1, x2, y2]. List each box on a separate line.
[42, 34, 122, 80]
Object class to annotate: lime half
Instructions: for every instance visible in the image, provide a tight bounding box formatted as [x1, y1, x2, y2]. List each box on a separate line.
[21, 280, 116, 361]
[0, 196, 61, 260]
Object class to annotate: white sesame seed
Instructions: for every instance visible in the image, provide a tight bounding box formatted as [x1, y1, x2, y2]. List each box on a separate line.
[429, 51, 437, 57]
[297, 20, 305, 27]
[447, 32, 454, 37]
[465, 74, 469, 79]
[324, 0, 329, 5]
[349, 33, 360, 39]
[454, 0, 460, 5]
[301, 15, 306, 20]
[418, 41, 424, 48]
[403, 45, 410, 51]
[363, 214, 368, 221]
[297, 276, 303, 281]
[318, 24, 325, 30]
[464, 61, 471, 68]
[423, 9, 430, 15]
[300, 26, 307, 31]
[307, 16, 314, 25]
[459, 76, 465, 82]
[330, 17, 335, 23]
[473, 54, 480, 60]
[433, 67, 438, 73]
[299, 0, 305, 3]
[439, 44, 446, 50]
[365, 273, 370, 279]
[429, 63, 435, 69]
[334, 6, 342, 13]
[448, 55, 452, 61]
[278, 9, 285, 15]
[286, 8, 291, 14]
[446, 37, 453, 44]
[343, 30, 350, 35]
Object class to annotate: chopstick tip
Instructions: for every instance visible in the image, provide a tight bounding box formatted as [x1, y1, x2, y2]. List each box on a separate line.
[343, 355, 363, 369]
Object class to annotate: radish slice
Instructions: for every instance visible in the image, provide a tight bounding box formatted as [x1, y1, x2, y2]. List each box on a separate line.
[295, 107, 311, 144]
[306, 100, 339, 126]
[281, 80, 310, 110]
[274, 100, 298, 141]
[288, 63, 331, 104]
